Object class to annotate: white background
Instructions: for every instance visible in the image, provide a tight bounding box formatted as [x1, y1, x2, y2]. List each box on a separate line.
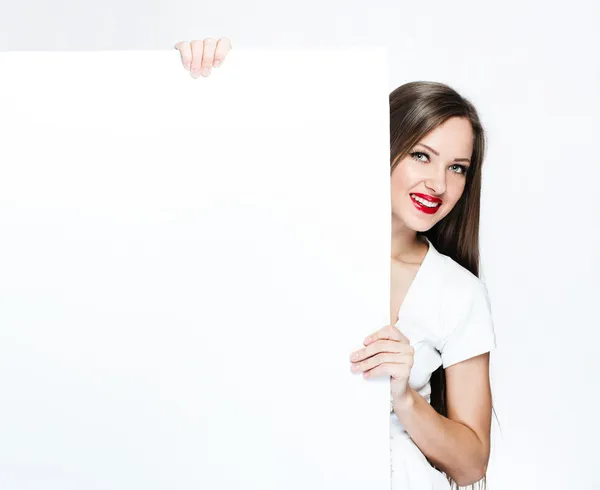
[1, 1, 599, 488]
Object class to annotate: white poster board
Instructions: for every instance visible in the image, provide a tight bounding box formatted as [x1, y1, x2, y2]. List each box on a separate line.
[0, 48, 391, 490]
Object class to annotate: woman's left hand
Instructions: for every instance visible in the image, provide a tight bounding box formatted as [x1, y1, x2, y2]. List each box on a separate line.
[349, 324, 415, 400]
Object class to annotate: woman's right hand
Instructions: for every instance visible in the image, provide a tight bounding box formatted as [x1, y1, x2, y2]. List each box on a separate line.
[173, 38, 233, 79]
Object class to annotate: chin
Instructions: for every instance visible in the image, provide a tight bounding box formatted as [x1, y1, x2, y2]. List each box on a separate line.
[409, 221, 435, 233]
[400, 211, 442, 233]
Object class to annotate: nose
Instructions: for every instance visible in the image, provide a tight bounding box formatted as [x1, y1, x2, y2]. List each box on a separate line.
[424, 166, 446, 196]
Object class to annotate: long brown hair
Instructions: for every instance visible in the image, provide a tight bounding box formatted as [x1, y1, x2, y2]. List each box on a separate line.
[389, 81, 490, 489]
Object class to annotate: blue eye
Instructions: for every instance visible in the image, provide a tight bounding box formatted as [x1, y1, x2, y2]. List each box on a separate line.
[410, 151, 429, 162]
[450, 164, 469, 175]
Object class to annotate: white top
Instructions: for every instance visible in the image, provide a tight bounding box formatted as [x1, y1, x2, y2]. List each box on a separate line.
[390, 237, 497, 489]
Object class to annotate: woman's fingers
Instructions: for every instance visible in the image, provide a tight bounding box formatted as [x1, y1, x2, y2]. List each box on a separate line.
[350, 339, 411, 362]
[363, 361, 412, 380]
[351, 352, 414, 376]
[189, 39, 207, 78]
[349, 327, 415, 382]
[363, 324, 408, 346]
[174, 37, 234, 78]
[199, 37, 217, 76]
[213, 37, 233, 67]
[174, 41, 192, 71]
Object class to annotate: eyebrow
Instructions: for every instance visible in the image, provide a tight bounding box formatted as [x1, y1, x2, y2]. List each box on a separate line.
[416, 144, 471, 163]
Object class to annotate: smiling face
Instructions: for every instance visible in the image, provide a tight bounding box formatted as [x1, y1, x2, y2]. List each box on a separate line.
[391, 116, 474, 233]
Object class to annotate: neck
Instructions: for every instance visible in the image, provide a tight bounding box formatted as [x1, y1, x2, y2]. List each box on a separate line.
[390, 214, 423, 261]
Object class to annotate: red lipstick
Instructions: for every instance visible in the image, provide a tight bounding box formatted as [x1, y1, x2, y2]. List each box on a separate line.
[410, 193, 442, 215]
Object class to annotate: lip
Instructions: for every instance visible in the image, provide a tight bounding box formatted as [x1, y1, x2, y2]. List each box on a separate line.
[410, 193, 442, 215]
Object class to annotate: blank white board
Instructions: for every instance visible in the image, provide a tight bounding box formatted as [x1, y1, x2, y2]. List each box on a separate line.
[0, 48, 391, 489]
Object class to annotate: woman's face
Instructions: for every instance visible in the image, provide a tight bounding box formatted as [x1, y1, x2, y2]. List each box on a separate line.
[390, 116, 474, 232]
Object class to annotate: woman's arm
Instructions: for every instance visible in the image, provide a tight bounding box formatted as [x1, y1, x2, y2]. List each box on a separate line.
[392, 352, 492, 486]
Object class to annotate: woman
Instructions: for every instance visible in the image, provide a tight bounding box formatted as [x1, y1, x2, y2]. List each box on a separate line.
[174, 38, 497, 490]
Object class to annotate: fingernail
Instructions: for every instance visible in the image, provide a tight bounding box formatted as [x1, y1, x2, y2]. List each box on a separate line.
[364, 336, 371, 344]
[191, 70, 201, 78]
[184, 62, 190, 71]
[351, 364, 361, 371]
[214, 60, 221, 67]
[201, 68, 211, 77]
[350, 352, 359, 361]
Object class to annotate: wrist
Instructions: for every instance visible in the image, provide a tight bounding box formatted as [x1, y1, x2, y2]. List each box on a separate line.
[392, 387, 416, 415]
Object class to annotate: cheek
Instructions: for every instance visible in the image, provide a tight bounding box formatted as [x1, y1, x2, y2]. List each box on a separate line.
[390, 161, 413, 194]
[455, 179, 467, 199]
[443, 180, 466, 209]
[390, 169, 410, 211]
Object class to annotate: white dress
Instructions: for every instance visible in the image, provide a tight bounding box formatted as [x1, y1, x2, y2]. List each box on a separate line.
[390, 237, 497, 489]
